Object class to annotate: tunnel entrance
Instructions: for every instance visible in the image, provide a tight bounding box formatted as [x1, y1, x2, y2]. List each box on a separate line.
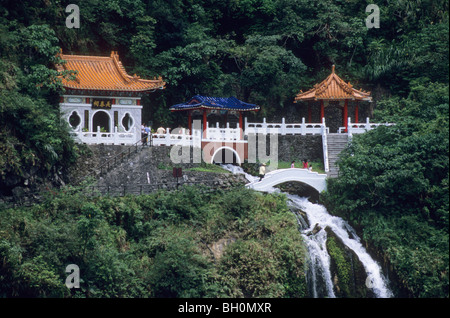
[212, 147, 240, 165]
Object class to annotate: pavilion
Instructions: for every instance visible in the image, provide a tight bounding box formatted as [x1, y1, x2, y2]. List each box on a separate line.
[57, 50, 165, 144]
[294, 65, 372, 132]
[169, 95, 260, 139]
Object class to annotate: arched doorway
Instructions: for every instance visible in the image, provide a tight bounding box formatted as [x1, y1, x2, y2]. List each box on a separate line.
[211, 147, 241, 165]
[92, 111, 111, 132]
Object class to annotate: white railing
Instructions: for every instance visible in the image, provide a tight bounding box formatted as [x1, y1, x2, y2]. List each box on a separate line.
[206, 122, 241, 141]
[245, 117, 325, 136]
[151, 128, 195, 147]
[72, 126, 241, 146]
[71, 126, 138, 145]
[151, 124, 245, 146]
[321, 118, 330, 173]
[340, 117, 396, 135]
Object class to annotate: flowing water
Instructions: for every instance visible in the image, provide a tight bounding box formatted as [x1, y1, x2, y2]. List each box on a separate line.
[221, 164, 393, 298]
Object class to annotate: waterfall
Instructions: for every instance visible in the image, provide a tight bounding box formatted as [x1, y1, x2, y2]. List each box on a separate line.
[221, 164, 393, 298]
[288, 195, 392, 298]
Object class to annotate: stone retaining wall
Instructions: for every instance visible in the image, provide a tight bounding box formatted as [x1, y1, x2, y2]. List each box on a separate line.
[93, 145, 248, 191]
[250, 134, 323, 164]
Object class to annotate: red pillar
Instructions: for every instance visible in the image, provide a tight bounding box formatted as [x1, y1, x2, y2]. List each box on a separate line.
[239, 111, 243, 140]
[355, 101, 359, 124]
[188, 110, 192, 135]
[307, 102, 312, 123]
[320, 100, 325, 121]
[203, 109, 207, 139]
[343, 99, 348, 132]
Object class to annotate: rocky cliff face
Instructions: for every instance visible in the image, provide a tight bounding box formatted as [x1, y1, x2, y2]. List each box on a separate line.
[249, 134, 324, 164]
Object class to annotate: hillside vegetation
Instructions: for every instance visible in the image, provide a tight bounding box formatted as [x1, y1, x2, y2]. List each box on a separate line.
[0, 185, 307, 297]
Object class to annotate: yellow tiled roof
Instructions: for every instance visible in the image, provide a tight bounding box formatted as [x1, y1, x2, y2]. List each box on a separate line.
[57, 51, 165, 92]
[294, 65, 371, 102]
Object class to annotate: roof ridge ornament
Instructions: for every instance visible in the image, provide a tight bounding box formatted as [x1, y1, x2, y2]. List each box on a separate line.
[294, 65, 372, 102]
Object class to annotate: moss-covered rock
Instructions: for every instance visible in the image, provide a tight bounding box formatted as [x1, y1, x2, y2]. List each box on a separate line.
[325, 226, 375, 298]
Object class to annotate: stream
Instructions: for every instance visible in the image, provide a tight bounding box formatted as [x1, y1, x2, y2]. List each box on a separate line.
[221, 164, 393, 298]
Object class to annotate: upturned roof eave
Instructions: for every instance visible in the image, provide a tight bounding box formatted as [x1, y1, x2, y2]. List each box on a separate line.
[56, 50, 166, 93]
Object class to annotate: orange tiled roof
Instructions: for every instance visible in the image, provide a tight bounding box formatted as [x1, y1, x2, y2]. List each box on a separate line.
[57, 51, 165, 92]
[294, 65, 371, 102]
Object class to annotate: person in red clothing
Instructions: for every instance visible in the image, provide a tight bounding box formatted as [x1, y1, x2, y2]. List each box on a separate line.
[302, 159, 309, 169]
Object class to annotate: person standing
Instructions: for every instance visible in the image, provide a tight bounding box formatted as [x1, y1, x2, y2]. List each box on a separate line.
[303, 159, 309, 169]
[291, 160, 295, 168]
[144, 125, 151, 145]
[259, 163, 266, 181]
[156, 126, 166, 134]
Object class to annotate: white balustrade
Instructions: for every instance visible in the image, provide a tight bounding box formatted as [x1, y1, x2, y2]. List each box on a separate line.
[245, 117, 325, 136]
[321, 117, 330, 173]
[345, 117, 395, 135]
[71, 126, 138, 145]
[205, 122, 241, 141]
[70, 116, 394, 147]
[151, 128, 194, 147]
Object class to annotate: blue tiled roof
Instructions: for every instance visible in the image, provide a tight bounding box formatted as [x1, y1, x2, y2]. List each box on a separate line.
[169, 95, 260, 111]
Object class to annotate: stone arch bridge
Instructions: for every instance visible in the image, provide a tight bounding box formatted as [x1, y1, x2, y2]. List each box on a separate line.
[246, 168, 327, 193]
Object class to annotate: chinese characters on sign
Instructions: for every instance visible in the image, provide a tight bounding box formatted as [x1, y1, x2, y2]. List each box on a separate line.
[92, 98, 113, 109]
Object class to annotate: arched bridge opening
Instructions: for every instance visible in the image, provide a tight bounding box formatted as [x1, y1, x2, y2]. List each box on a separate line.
[275, 181, 320, 203]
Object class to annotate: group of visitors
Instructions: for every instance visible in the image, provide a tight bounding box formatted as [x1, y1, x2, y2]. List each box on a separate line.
[153, 125, 189, 135]
[291, 159, 312, 171]
[258, 159, 313, 182]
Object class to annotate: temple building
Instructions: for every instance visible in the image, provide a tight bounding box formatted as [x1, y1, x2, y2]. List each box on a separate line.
[166, 95, 260, 164]
[169, 95, 260, 139]
[294, 65, 372, 132]
[57, 50, 165, 144]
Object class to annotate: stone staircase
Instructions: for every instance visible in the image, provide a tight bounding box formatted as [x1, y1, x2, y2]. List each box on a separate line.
[326, 133, 349, 178]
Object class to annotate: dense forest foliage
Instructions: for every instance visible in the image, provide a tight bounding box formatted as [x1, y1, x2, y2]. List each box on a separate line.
[0, 186, 307, 297]
[0, 0, 448, 298]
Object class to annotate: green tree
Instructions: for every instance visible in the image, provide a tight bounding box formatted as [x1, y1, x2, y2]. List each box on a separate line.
[322, 79, 449, 297]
